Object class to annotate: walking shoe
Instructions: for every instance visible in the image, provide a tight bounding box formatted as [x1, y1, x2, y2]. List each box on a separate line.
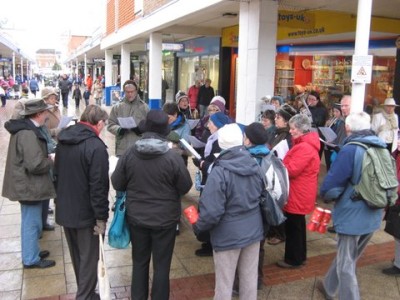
[316, 280, 333, 300]
[195, 247, 213, 257]
[267, 237, 285, 245]
[39, 250, 50, 259]
[382, 266, 400, 276]
[276, 260, 302, 269]
[24, 259, 56, 269]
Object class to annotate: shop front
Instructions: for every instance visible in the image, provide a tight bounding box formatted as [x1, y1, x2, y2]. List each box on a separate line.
[275, 39, 396, 108]
[221, 9, 400, 114]
[177, 37, 220, 97]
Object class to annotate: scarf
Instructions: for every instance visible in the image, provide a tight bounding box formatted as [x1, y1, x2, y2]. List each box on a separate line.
[204, 131, 218, 158]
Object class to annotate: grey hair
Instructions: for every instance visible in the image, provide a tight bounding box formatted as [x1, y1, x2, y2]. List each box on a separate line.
[345, 112, 371, 131]
[288, 114, 311, 133]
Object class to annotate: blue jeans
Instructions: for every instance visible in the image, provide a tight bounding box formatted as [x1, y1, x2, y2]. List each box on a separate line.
[21, 202, 43, 265]
[324, 233, 373, 300]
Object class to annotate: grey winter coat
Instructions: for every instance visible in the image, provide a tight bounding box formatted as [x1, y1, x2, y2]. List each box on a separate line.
[193, 146, 264, 252]
[107, 96, 149, 156]
[2, 119, 56, 201]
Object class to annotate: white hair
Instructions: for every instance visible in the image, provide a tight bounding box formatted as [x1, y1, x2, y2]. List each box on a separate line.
[345, 112, 371, 131]
[289, 114, 311, 133]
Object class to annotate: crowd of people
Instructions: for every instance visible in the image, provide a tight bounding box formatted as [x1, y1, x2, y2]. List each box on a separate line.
[1, 76, 400, 300]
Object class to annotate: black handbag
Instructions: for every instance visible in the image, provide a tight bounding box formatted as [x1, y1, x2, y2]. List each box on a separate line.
[384, 205, 400, 240]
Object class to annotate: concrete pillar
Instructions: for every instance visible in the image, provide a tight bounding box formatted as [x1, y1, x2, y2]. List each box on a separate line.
[236, 0, 278, 124]
[84, 54, 87, 84]
[20, 58, 23, 80]
[12, 52, 15, 78]
[121, 44, 130, 86]
[148, 32, 162, 109]
[351, 0, 373, 113]
[105, 50, 113, 87]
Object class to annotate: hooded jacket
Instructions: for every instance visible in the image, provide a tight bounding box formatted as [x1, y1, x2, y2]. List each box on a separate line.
[320, 131, 385, 235]
[194, 146, 264, 252]
[283, 131, 320, 215]
[111, 133, 192, 228]
[2, 119, 56, 201]
[54, 123, 109, 228]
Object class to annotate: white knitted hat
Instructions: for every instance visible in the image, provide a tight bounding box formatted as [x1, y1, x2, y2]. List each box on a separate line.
[218, 123, 243, 150]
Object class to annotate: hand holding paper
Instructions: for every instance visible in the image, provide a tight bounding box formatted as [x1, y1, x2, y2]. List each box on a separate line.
[118, 117, 137, 129]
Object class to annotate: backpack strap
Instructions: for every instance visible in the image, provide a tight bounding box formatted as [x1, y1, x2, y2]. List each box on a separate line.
[347, 141, 368, 189]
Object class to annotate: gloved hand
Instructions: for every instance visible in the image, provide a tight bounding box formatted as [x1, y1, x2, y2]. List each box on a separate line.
[192, 157, 203, 169]
[93, 220, 107, 235]
[131, 127, 142, 135]
[118, 128, 126, 136]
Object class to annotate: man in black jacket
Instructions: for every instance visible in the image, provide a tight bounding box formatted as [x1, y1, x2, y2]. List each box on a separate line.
[55, 105, 110, 300]
[58, 74, 72, 109]
[112, 110, 192, 300]
[197, 78, 215, 118]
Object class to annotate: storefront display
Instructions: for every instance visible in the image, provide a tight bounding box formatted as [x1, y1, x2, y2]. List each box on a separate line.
[275, 66, 294, 100]
[274, 53, 395, 106]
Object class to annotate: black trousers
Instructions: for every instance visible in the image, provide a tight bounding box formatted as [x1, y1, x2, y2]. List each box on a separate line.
[64, 227, 99, 300]
[61, 92, 69, 108]
[41, 199, 50, 227]
[130, 224, 176, 300]
[284, 212, 307, 266]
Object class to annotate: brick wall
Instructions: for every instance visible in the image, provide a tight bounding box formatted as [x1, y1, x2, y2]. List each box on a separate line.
[118, 0, 135, 29]
[105, 0, 173, 36]
[144, 0, 170, 14]
[106, 0, 116, 35]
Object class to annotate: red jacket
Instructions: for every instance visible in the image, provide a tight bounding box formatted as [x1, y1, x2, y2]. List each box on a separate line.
[187, 85, 199, 109]
[283, 131, 321, 215]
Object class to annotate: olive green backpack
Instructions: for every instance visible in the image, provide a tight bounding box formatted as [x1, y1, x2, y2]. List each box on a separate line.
[349, 141, 398, 209]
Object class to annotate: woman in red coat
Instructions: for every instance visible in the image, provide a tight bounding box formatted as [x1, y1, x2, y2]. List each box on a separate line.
[277, 114, 321, 268]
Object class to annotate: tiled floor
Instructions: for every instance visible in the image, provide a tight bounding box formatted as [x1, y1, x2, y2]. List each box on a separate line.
[0, 97, 400, 299]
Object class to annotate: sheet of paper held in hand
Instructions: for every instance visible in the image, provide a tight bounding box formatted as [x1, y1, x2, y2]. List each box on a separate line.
[180, 138, 202, 160]
[187, 119, 200, 130]
[188, 135, 206, 148]
[58, 116, 74, 129]
[272, 139, 289, 160]
[118, 117, 137, 129]
[318, 127, 337, 143]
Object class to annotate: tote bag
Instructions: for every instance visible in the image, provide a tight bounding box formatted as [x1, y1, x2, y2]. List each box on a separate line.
[98, 235, 111, 300]
[108, 193, 131, 248]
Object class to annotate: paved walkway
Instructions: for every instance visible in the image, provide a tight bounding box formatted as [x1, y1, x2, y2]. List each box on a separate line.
[0, 98, 399, 299]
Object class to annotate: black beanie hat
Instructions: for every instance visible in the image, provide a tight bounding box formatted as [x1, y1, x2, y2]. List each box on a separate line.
[245, 122, 269, 145]
[276, 104, 297, 122]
